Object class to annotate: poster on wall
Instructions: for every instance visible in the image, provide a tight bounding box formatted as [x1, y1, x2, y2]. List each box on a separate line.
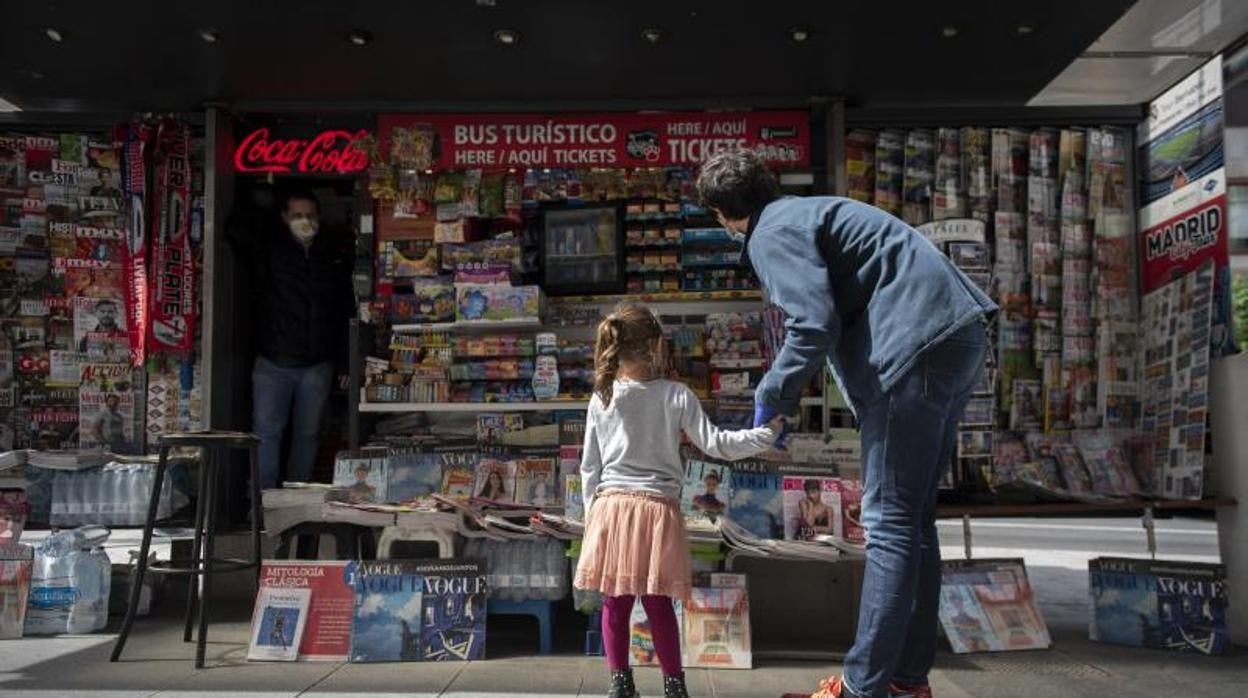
[1137, 54, 1236, 357]
[378, 111, 811, 172]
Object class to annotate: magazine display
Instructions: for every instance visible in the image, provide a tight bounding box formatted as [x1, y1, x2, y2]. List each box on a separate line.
[938, 559, 1051, 654]
[782, 476, 839, 542]
[1140, 261, 1214, 499]
[1089, 557, 1228, 655]
[683, 573, 752, 669]
[473, 456, 515, 504]
[332, 448, 389, 505]
[439, 448, 479, 500]
[78, 362, 136, 453]
[349, 558, 487, 663]
[563, 474, 584, 521]
[247, 586, 312, 661]
[513, 455, 556, 508]
[256, 560, 355, 661]
[385, 445, 443, 504]
[727, 461, 784, 540]
[682, 459, 731, 524]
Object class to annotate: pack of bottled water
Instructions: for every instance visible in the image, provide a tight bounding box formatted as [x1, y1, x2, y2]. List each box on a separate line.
[460, 538, 569, 602]
[49, 463, 184, 527]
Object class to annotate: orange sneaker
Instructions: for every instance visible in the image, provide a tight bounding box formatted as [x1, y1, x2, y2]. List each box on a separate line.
[780, 675, 847, 698]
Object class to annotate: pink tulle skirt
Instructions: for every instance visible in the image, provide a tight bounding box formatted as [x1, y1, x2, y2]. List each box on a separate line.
[574, 489, 693, 601]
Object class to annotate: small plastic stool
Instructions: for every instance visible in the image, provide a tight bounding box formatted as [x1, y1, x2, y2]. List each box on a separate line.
[378, 511, 460, 559]
[275, 522, 377, 560]
[488, 599, 553, 655]
[585, 610, 604, 656]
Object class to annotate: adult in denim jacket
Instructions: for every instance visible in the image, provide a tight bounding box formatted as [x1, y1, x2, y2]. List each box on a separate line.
[697, 151, 997, 698]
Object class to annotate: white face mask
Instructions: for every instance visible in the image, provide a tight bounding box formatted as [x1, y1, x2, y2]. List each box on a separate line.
[288, 218, 318, 242]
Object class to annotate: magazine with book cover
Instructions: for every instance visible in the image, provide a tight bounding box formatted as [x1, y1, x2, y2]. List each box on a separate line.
[684, 573, 752, 669]
[72, 296, 125, 355]
[514, 455, 557, 508]
[630, 596, 684, 667]
[564, 474, 584, 520]
[728, 461, 784, 540]
[833, 479, 864, 544]
[247, 586, 311, 661]
[386, 445, 443, 504]
[681, 458, 731, 525]
[782, 476, 839, 541]
[440, 448, 478, 500]
[30, 405, 79, 451]
[350, 558, 487, 663]
[473, 455, 515, 504]
[1089, 557, 1228, 655]
[332, 448, 389, 504]
[78, 362, 136, 453]
[257, 560, 355, 661]
[939, 558, 1051, 653]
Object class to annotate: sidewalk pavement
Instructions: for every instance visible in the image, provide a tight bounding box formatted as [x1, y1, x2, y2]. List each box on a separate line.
[2, 532, 1241, 697]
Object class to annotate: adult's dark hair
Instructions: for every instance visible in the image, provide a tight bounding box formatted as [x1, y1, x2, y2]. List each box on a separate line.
[704, 471, 721, 484]
[282, 187, 320, 213]
[804, 479, 821, 494]
[696, 149, 781, 220]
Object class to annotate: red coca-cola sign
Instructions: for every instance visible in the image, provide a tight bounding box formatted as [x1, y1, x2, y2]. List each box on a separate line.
[234, 127, 370, 175]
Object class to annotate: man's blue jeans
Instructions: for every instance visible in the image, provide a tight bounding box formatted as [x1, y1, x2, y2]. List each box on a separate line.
[843, 323, 988, 698]
[252, 356, 333, 489]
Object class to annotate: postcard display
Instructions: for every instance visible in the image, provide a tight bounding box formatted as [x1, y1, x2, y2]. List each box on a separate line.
[0, 124, 205, 522]
[848, 123, 1215, 502]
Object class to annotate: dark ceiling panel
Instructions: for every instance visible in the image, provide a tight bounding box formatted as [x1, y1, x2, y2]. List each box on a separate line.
[0, 0, 1135, 112]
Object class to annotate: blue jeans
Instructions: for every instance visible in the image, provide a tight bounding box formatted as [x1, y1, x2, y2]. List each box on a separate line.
[843, 323, 987, 698]
[252, 357, 333, 489]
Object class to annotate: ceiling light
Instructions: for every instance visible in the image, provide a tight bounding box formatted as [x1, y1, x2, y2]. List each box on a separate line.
[347, 29, 373, 47]
[941, 26, 959, 38]
[1016, 24, 1035, 36]
[27, 70, 44, 80]
[199, 28, 220, 44]
[44, 28, 64, 43]
[493, 29, 519, 45]
[0, 97, 21, 113]
[790, 27, 811, 43]
[475, 0, 498, 6]
[641, 28, 664, 44]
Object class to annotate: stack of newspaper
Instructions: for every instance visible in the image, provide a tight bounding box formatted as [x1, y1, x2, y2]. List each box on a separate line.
[26, 450, 111, 470]
[718, 517, 863, 562]
[0, 450, 28, 470]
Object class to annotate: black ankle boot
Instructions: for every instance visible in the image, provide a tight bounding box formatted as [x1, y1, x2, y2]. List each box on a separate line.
[608, 668, 639, 698]
[664, 671, 690, 698]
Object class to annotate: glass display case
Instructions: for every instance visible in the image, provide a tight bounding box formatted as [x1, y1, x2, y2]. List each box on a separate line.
[539, 203, 626, 295]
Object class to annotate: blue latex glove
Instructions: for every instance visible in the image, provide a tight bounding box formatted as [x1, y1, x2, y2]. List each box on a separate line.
[754, 403, 791, 450]
[754, 402, 782, 427]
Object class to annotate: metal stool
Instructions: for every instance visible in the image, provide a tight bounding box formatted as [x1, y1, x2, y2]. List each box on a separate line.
[110, 431, 262, 668]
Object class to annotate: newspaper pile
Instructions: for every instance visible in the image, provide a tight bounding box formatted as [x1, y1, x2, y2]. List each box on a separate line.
[718, 516, 864, 562]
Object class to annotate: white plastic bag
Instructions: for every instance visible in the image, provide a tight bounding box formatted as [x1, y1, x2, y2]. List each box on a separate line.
[24, 525, 112, 635]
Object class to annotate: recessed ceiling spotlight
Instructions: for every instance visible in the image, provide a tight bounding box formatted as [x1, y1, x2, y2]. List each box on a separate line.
[493, 28, 519, 45]
[475, 0, 498, 6]
[641, 28, 664, 44]
[44, 28, 64, 43]
[27, 70, 44, 80]
[347, 29, 373, 47]
[941, 26, 959, 38]
[198, 28, 220, 44]
[790, 27, 811, 43]
[1016, 24, 1035, 36]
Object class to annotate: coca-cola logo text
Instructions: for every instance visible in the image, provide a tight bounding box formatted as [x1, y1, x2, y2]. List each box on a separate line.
[234, 127, 370, 175]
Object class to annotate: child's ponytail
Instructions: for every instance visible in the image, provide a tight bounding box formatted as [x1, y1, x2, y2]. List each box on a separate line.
[594, 317, 621, 406]
[593, 303, 663, 407]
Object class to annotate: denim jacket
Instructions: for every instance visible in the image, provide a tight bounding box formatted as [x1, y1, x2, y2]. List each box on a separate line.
[747, 196, 998, 416]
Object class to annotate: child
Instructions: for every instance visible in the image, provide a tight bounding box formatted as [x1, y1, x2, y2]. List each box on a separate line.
[574, 303, 782, 698]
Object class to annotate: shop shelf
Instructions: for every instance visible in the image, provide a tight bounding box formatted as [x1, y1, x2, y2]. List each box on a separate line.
[709, 358, 767, 369]
[358, 400, 590, 413]
[392, 318, 544, 333]
[800, 397, 824, 407]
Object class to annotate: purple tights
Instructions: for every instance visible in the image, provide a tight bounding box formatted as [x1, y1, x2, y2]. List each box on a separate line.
[602, 594, 682, 676]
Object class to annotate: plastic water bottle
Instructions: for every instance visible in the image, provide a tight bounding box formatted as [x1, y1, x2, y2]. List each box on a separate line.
[50, 471, 68, 526]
